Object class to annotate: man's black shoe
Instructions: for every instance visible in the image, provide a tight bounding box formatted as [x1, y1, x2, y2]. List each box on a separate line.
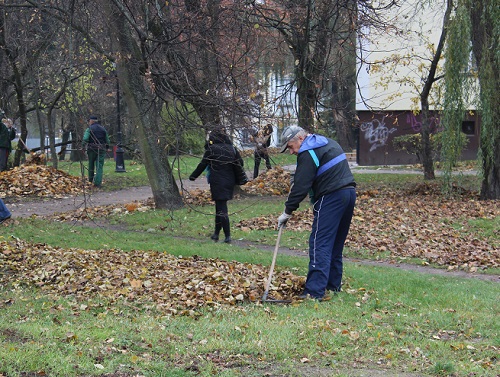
[0, 215, 11, 225]
[297, 293, 323, 301]
[327, 287, 341, 293]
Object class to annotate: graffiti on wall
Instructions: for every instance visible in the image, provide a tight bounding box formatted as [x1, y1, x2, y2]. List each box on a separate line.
[406, 113, 441, 133]
[360, 116, 397, 152]
[357, 110, 478, 165]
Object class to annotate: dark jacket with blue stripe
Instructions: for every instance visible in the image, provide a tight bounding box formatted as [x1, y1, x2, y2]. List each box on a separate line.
[284, 134, 355, 215]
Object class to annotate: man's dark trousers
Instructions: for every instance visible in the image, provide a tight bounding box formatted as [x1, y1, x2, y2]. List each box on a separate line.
[304, 187, 356, 298]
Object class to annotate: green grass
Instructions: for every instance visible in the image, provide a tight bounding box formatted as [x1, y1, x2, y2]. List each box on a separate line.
[1, 158, 498, 376]
[1, 219, 499, 376]
[1, 260, 498, 376]
[55, 152, 297, 191]
[468, 217, 500, 246]
[57, 159, 150, 190]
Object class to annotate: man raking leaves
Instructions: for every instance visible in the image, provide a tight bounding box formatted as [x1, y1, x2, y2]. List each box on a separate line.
[277, 126, 356, 301]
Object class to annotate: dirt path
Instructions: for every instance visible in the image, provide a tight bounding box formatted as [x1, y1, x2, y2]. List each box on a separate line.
[4, 177, 498, 284]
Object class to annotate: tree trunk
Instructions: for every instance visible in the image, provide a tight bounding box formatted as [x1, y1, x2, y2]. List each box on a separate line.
[11, 68, 28, 168]
[480, 139, 500, 199]
[420, 101, 435, 180]
[103, 0, 183, 209]
[331, 72, 356, 152]
[419, 0, 452, 181]
[470, 0, 500, 199]
[296, 75, 317, 132]
[330, 0, 356, 152]
[69, 111, 84, 162]
[331, 8, 356, 151]
[289, 0, 318, 133]
[46, 107, 58, 168]
[35, 101, 46, 156]
[0, 8, 29, 168]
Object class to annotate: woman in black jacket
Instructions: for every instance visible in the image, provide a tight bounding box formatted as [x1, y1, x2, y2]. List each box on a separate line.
[189, 130, 247, 243]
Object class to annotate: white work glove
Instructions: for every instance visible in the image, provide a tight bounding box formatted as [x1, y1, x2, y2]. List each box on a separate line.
[278, 212, 292, 228]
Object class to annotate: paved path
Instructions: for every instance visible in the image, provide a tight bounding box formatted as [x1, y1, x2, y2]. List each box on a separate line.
[351, 165, 478, 176]
[7, 186, 155, 218]
[6, 163, 478, 218]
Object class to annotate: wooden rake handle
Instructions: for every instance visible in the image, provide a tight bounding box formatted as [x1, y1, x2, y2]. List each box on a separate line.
[262, 225, 283, 301]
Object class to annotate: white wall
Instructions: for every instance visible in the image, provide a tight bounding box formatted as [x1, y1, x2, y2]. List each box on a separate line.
[357, 1, 448, 111]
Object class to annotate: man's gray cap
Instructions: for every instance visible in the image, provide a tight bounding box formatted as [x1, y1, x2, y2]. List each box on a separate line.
[279, 125, 304, 153]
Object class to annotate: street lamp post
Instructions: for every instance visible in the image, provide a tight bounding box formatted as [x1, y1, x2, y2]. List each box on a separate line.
[114, 68, 126, 173]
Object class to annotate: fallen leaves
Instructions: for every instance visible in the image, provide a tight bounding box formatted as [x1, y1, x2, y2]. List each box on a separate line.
[182, 188, 213, 206]
[175, 167, 292, 207]
[237, 183, 499, 270]
[347, 186, 499, 270]
[237, 210, 313, 232]
[1, 163, 498, 307]
[45, 199, 155, 222]
[0, 239, 304, 315]
[181, 167, 292, 203]
[243, 167, 291, 196]
[0, 165, 84, 198]
[0, 163, 291, 203]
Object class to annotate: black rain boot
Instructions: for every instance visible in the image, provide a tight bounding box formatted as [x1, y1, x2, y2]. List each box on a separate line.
[212, 215, 222, 242]
[221, 215, 231, 243]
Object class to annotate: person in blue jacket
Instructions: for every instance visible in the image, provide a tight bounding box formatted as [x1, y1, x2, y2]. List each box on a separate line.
[277, 125, 356, 300]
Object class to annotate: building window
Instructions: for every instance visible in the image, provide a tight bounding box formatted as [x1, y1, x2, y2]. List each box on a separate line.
[462, 121, 475, 135]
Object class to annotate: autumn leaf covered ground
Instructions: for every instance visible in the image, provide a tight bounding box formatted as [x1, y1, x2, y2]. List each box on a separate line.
[0, 160, 499, 377]
[238, 173, 499, 272]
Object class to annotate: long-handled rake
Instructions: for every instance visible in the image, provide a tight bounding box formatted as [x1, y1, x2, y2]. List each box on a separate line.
[261, 225, 291, 304]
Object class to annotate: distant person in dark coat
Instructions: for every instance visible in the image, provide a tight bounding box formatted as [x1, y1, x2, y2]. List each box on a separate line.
[82, 115, 110, 187]
[189, 130, 248, 243]
[0, 115, 16, 172]
[250, 123, 273, 179]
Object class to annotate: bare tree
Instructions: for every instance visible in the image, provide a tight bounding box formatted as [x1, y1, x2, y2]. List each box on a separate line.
[247, 0, 397, 153]
[4, 0, 261, 208]
[418, 0, 452, 180]
[98, 1, 183, 209]
[442, 0, 499, 199]
[251, 0, 347, 132]
[0, 4, 53, 166]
